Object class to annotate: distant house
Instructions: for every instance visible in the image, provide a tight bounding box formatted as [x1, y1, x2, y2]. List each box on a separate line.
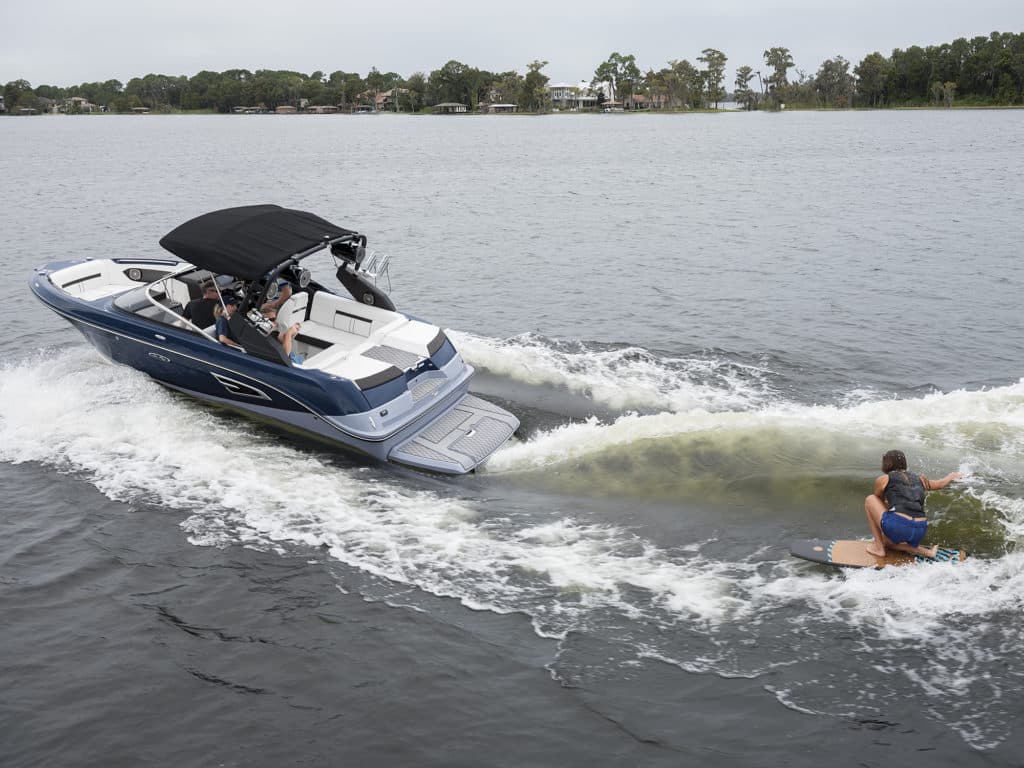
[275, 105, 297, 114]
[631, 93, 669, 110]
[548, 81, 599, 111]
[352, 105, 377, 114]
[306, 105, 340, 114]
[487, 103, 518, 113]
[435, 102, 467, 114]
[548, 83, 577, 110]
[0, 95, 6, 113]
[63, 95, 100, 113]
[375, 88, 408, 112]
[131, 106, 151, 114]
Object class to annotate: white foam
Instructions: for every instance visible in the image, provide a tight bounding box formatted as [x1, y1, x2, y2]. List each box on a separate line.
[5, 346, 1023, 750]
[485, 379, 1024, 473]
[451, 330, 773, 413]
[763, 554, 1024, 637]
[974, 490, 1024, 539]
[0, 348, 740, 628]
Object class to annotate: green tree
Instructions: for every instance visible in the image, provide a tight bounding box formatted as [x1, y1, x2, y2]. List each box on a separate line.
[301, 71, 326, 104]
[763, 46, 794, 107]
[644, 68, 668, 109]
[217, 69, 254, 110]
[400, 72, 426, 111]
[698, 48, 728, 108]
[662, 59, 701, 108]
[490, 71, 524, 105]
[182, 70, 222, 110]
[593, 52, 641, 106]
[734, 65, 757, 110]
[364, 67, 387, 99]
[889, 45, 932, 103]
[34, 83, 65, 101]
[815, 56, 853, 107]
[4, 79, 34, 110]
[428, 60, 478, 107]
[519, 60, 550, 111]
[854, 52, 889, 107]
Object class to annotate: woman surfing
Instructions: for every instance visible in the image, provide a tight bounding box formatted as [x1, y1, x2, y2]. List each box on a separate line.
[864, 449, 961, 558]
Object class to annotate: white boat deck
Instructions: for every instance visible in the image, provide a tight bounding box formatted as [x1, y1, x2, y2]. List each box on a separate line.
[275, 290, 443, 383]
[45, 259, 447, 388]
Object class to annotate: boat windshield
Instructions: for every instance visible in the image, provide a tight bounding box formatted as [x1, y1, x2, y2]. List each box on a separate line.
[113, 283, 187, 328]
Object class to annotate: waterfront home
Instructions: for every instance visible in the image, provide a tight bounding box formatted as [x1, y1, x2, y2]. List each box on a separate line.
[374, 88, 408, 111]
[631, 93, 669, 110]
[275, 105, 297, 114]
[435, 102, 467, 114]
[548, 81, 600, 111]
[63, 96, 101, 113]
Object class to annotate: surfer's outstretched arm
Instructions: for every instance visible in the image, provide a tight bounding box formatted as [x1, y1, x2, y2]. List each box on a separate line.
[923, 471, 963, 491]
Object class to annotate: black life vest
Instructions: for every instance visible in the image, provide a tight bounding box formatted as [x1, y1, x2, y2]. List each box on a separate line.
[885, 471, 925, 518]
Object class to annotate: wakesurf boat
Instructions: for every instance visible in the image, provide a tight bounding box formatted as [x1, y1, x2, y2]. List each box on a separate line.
[29, 204, 519, 474]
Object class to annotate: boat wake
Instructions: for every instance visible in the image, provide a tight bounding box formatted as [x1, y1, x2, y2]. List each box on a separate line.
[451, 329, 778, 414]
[4, 341, 1024, 750]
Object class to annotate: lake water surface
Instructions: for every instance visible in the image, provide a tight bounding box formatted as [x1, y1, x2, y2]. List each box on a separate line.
[2, 110, 1024, 766]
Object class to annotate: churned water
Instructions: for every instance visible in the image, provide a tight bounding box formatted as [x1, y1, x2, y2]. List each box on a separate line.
[2, 110, 1023, 766]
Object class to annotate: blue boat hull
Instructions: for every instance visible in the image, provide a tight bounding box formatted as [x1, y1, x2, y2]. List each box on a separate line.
[30, 262, 514, 473]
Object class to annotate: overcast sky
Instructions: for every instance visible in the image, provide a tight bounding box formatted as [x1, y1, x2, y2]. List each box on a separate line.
[2, 0, 1021, 86]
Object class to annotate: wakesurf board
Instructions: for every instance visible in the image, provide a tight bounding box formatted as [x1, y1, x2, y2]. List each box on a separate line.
[789, 538, 967, 569]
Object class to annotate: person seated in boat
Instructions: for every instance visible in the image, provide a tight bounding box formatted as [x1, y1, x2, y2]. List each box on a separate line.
[251, 272, 292, 312]
[266, 278, 292, 311]
[213, 294, 244, 350]
[260, 303, 304, 364]
[182, 281, 220, 330]
[864, 449, 961, 558]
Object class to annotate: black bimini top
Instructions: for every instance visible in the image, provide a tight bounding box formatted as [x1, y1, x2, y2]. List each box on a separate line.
[159, 205, 356, 281]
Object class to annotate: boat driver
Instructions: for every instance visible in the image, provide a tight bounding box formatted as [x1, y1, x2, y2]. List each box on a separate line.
[183, 282, 220, 330]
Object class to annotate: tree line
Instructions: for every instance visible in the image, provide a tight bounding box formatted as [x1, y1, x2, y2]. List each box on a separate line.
[3, 30, 1022, 115]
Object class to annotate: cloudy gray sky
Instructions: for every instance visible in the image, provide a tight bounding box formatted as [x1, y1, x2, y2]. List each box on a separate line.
[2, 0, 1021, 86]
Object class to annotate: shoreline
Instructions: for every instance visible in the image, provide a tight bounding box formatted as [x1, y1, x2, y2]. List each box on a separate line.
[5, 103, 1023, 118]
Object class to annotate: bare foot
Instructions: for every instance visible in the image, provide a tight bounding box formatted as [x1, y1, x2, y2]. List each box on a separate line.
[917, 544, 939, 558]
[866, 541, 886, 557]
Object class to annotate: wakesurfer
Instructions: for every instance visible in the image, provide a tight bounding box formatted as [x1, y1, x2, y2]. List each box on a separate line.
[864, 449, 961, 558]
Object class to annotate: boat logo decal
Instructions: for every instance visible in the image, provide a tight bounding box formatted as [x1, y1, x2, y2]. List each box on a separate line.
[211, 373, 273, 401]
[147, 352, 172, 363]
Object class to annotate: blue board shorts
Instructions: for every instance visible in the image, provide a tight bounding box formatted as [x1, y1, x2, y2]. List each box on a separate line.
[881, 511, 928, 547]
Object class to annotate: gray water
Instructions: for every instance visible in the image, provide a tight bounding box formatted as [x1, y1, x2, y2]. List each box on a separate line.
[2, 110, 1024, 766]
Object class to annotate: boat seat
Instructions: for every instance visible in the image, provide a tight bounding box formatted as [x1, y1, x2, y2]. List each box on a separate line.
[274, 291, 309, 334]
[316, 351, 402, 389]
[163, 278, 193, 309]
[300, 292, 397, 355]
